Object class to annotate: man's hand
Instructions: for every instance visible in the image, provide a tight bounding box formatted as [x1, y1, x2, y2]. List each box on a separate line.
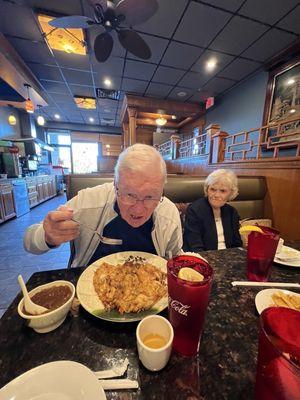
[43, 206, 80, 247]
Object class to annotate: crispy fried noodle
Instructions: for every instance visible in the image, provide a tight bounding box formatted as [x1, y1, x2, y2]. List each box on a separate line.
[93, 259, 167, 314]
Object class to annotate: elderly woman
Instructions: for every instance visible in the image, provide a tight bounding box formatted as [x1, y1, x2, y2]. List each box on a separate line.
[183, 169, 242, 252]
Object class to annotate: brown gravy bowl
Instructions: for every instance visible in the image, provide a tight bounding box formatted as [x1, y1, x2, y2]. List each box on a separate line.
[23, 285, 72, 316]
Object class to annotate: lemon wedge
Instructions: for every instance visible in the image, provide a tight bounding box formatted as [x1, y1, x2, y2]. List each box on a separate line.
[239, 225, 263, 234]
[178, 267, 204, 282]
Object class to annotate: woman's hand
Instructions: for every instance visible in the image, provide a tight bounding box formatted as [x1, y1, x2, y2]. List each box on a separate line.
[43, 206, 79, 247]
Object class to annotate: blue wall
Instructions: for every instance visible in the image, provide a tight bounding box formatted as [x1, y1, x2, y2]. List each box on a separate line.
[0, 106, 21, 139]
[205, 71, 269, 134]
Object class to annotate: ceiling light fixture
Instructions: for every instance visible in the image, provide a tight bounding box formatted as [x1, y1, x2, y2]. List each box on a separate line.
[290, 109, 296, 113]
[36, 105, 45, 126]
[8, 115, 17, 126]
[106, 144, 110, 148]
[177, 91, 186, 97]
[74, 96, 96, 109]
[24, 84, 34, 113]
[103, 78, 112, 87]
[206, 58, 217, 71]
[37, 14, 86, 55]
[287, 78, 295, 85]
[155, 117, 167, 126]
[171, 115, 177, 120]
[89, 117, 94, 122]
[54, 114, 60, 119]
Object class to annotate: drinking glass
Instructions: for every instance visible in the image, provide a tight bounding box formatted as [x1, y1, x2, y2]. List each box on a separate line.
[255, 307, 300, 400]
[247, 226, 280, 281]
[167, 255, 213, 357]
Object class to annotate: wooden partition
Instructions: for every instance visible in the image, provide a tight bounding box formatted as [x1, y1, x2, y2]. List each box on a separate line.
[166, 158, 300, 240]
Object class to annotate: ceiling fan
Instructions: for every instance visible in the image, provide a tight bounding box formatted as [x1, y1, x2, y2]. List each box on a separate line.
[49, 0, 158, 63]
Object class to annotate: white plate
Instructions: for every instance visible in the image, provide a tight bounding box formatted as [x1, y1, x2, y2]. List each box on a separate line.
[255, 288, 300, 314]
[0, 360, 106, 400]
[274, 246, 300, 267]
[76, 251, 167, 322]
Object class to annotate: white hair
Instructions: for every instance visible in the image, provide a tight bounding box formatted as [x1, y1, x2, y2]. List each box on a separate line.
[114, 143, 167, 183]
[204, 169, 239, 201]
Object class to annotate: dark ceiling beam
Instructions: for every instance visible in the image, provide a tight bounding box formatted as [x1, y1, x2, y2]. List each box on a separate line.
[0, 33, 47, 108]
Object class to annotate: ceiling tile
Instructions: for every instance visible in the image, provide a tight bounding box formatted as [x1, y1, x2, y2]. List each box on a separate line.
[191, 50, 235, 74]
[40, 80, 70, 94]
[8, 37, 55, 64]
[27, 63, 63, 81]
[145, 83, 173, 98]
[178, 71, 210, 90]
[167, 87, 194, 101]
[137, 0, 188, 38]
[121, 78, 148, 95]
[50, 93, 74, 105]
[69, 85, 95, 98]
[174, 2, 232, 47]
[92, 56, 125, 77]
[127, 35, 169, 64]
[201, 77, 236, 94]
[276, 5, 300, 35]
[238, 0, 299, 25]
[241, 28, 298, 62]
[124, 60, 157, 80]
[197, 0, 245, 12]
[53, 51, 91, 71]
[218, 58, 261, 80]
[97, 99, 119, 111]
[0, 3, 42, 41]
[29, 0, 83, 15]
[188, 90, 214, 103]
[161, 42, 203, 69]
[152, 66, 186, 85]
[62, 69, 93, 86]
[209, 16, 268, 55]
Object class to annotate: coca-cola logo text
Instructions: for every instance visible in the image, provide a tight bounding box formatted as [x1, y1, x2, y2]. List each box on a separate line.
[168, 296, 190, 317]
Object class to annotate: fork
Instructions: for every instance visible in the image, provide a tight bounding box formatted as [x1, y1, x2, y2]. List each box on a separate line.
[71, 218, 122, 245]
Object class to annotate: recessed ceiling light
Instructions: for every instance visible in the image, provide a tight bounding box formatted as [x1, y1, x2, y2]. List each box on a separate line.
[103, 78, 112, 87]
[206, 58, 217, 71]
[177, 91, 186, 97]
[89, 117, 94, 122]
[171, 115, 177, 120]
[54, 114, 60, 119]
[287, 78, 295, 85]
[290, 109, 296, 113]
[106, 144, 110, 148]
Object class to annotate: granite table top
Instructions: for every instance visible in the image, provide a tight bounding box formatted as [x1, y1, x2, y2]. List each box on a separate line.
[0, 247, 299, 399]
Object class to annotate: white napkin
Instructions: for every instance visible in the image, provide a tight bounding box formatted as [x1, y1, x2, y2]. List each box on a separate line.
[99, 379, 139, 390]
[94, 358, 129, 379]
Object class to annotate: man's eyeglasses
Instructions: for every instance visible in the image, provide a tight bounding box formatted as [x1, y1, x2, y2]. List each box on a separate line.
[116, 188, 163, 207]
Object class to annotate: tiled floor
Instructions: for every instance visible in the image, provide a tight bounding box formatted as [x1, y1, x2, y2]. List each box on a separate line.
[0, 195, 70, 318]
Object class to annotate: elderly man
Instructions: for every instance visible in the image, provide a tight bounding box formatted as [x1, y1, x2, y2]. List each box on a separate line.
[24, 144, 183, 267]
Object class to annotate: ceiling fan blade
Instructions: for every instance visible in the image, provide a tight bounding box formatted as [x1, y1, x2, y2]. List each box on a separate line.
[118, 30, 151, 59]
[88, 0, 108, 13]
[49, 16, 94, 29]
[115, 0, 158, 26]
[94, 32, 114, 62]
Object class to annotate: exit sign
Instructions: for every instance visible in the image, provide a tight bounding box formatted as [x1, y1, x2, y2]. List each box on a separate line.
[206, 97, 214, 109]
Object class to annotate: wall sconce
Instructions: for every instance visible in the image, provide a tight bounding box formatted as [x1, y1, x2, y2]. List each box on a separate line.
[8, 114, 17, 126]
[155, 117, 167, 126]
[37, 105, 45, 126]
[24, 84, 34, 113]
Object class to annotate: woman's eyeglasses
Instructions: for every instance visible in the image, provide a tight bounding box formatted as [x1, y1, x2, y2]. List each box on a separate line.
[116, 188, 163, 207]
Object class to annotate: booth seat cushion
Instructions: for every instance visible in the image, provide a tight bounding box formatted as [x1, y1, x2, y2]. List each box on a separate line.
[66, 174, 267, 223]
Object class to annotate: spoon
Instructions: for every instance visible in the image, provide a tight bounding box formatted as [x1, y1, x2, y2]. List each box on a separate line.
[18, 275, 48, 315]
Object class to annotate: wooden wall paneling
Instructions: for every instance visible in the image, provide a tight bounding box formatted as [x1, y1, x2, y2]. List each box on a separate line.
[136, 126, 154, 145]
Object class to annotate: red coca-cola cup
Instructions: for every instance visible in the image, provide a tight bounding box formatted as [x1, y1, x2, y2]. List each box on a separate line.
[255, 307, 300, 400]
[167, 255, 213, 357]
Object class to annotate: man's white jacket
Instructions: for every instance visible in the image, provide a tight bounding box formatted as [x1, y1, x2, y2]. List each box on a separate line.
[24, 182, 183, 267]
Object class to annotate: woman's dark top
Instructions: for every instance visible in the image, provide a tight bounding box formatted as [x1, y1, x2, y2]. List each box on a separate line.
[183, 197, 242, 252]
